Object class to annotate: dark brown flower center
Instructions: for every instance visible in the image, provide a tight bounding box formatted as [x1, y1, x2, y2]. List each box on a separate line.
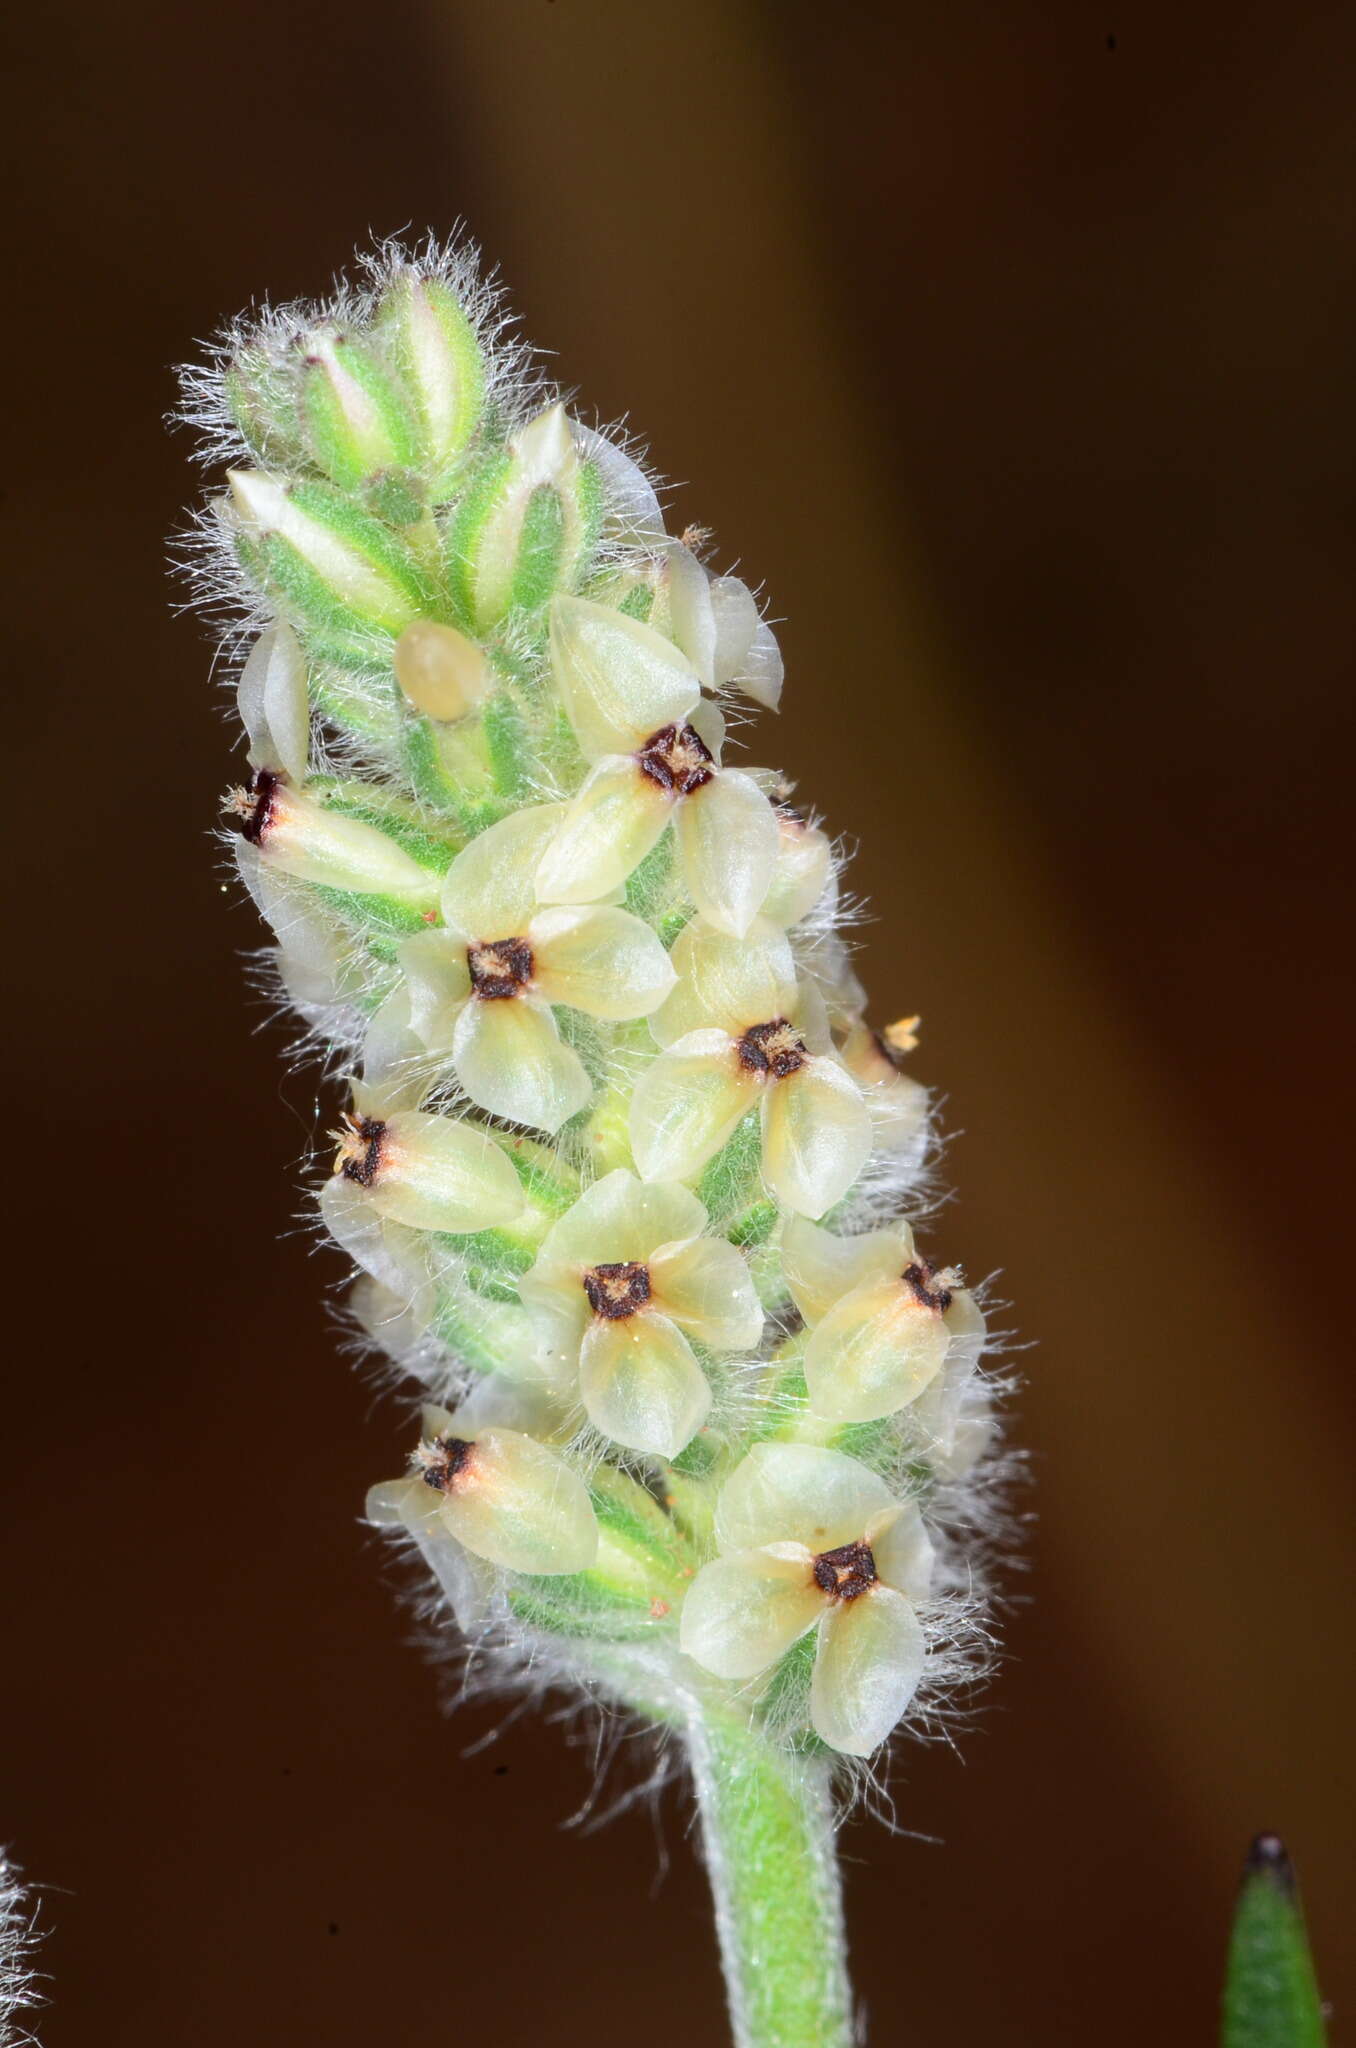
[812, 1539, 877, 1602]
[413, 1434, 475, 1492]
[737, 1018, 807, 1079]
[582, 1260, 653, 1320]
[227, 767, 281, 844]
[467, 936, 534, 999]
[333, 1112, 386, 1187]
[902, 1258, 953, 1315]
[637, 721, 715, 795]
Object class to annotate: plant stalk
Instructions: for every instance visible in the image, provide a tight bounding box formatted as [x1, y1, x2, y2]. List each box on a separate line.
[686, 1706, 854, 2048]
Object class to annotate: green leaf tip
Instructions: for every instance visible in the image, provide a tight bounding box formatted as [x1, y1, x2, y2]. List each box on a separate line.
[1221, 1832, 1327, 2048]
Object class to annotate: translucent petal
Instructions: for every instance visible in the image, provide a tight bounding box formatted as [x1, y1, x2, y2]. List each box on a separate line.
[810, 1588, 926, 1756]
[364, 1475, 430, 1529]
[359, 984, 426, 1106]
[549, 594, 701, 758]
[662, 540, 717, 685]
[676, 769, 780, 939]
[529, 904, 677, 1019]
[649, 1237, 764, 1351]
[396, 928, 469, 1052]
[687, 696, 727, 756]
[706, 574, 760, 687]
[804, 1275, 952, 1424]
[535, 756, 674, 906]
[438, 1427, 598, 1576]
[527, 1167, 708, 1272]
[629, 1032, 758, 1183]
[571, 422, 666, 540]
[440, 803, 567, 942]
[714, 1441, 893, 1555]
[801, 930, 867, 1031]
[578, 1311, 712, 1457]
[318, 1176, 432, 1311]
[760, 812, 831, 928]
[779, 1215, 909, 1327]
[678, 1547, 822, 1680]
[865, 1504, 935, 1604]
[452, 998, 592, 1133]
[737, 619, 784, 711]
[650, 919, 798, 1047]
[839, 1020, 930, 1166]
[238, 622, 309, 781]
[367, 1472, 496, 1633]
[760, 1056, 871, 1218]
[370, 1110, 527, 1234]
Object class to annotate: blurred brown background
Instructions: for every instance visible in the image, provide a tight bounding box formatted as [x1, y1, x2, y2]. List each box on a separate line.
[3, 0, 1352, 2041]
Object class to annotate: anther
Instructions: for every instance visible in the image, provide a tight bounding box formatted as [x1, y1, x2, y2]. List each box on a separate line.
[737, 1018, 807, 1079]
[902, 1258, 954, 1315]
[582, 1260, 653, 1320]
[636, 722, 715, 795]
[411, 1434, 475, 1492]
[332, 1111, 387, 1187]
[812, 1539, 878, 1602]
[467, 936, 534, 1000]
[225, 767, 281, 845]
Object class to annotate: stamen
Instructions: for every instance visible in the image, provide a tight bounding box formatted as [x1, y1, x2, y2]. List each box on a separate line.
[636, 722, 715, 795]
[332, 1111, 386, 1187]
[878, 1014, 921, 1064]
[812, 1539, 877, 1602]
[225, 767, 281, 844]
[737, 1018, 807, 1079]
[467, 936, 534, 1000]
[902, 1258, 954, 1315]
[411, 1434, 475, 1492]
[582, 1260, 653, 1320]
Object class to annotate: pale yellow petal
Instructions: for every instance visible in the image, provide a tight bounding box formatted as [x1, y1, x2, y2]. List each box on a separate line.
[452, 997, 592, 1133]
[760, 811, 831, 928]
[760, 1055, 871, 1218]
[810, 1588, 925, 1756]
[650, 918, 798, 1046]
[675, 768, 780, 939]
[578, 1311, 712, 1457]
[649, 1237, 764, 1351]
[438, 1427, 598, 1576]
[804, 1275, 951, 1425]
[714, 1441, 892, 1554]
[864, 1504, 935, 1605]
[440, 803, 567, 941]
[779, 1214, 910, 1327]
[629, 1031, 757, 1183]
[534, 756, 674, 905]
[529, 904, 676, 1019]
[549, 593, 702, 758]
[679, 1546, 822, 1680]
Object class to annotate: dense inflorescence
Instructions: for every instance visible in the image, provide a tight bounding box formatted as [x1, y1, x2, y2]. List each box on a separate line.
[181, 236, 1006, 1775]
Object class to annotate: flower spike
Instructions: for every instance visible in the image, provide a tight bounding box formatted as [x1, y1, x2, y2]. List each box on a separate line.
[182, 235, 1009, 2048]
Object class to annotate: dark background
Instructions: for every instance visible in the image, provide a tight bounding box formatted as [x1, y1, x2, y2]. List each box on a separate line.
[4, 1, 1352, 2041]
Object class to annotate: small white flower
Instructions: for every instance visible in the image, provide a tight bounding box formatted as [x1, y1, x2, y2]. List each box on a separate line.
[367, 1397, 599, 1596]
[329, 1104, 528, 1234]
[392, 803, 677, 1134]
[781, 1214, 985, 1426]
[758, 806, 832, 928]
[679, 1442, 932, 1756]
[630, 921, 871, 1217]
[520, 1168, 763, 1457]
[237, 622, 310, 781]
[534, 596, 780, 937]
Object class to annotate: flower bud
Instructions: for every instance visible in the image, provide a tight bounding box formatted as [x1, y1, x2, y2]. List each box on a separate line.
[237, 622, 310, 781]
[226, 469, 432, 654]
[393, 619, 494, 722]
[332, 1107, 526, 1234]
[447, 403, 602, 632]
[375, 268, 486, 497]
[296, 323, 422, 523]
[228, 773, 440, 909]
[223, 342, 307, 468]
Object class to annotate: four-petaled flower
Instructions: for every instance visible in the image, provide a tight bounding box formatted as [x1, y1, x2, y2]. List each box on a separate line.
[630, 920, 871, 1216]
[366, 1395, 599, 1617]
[533, 596, 781, 938]
[520, 1169, 764, 1457]
[394, 803, 677, 1134]
[679, 1443, 933, 1756]
[781, 1214, 985, 1425]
